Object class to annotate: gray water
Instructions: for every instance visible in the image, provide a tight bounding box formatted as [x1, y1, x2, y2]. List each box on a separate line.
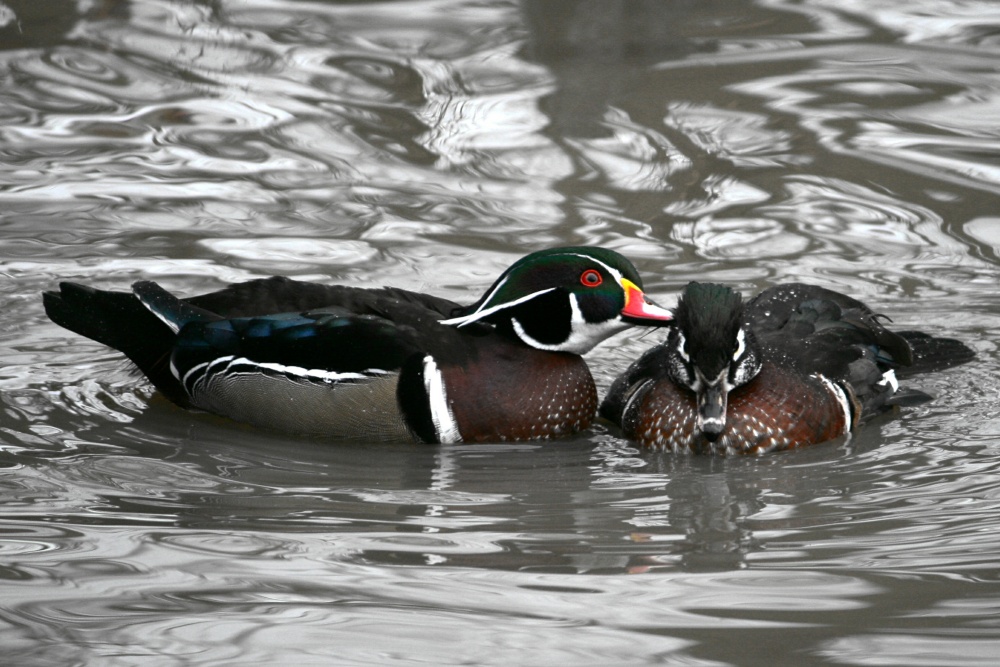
[2, 0, 1000, 665]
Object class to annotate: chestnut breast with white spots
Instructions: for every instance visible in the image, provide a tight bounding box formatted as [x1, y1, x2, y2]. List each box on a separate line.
[441, 345, 597, 443]
[626, 363, 858, 455]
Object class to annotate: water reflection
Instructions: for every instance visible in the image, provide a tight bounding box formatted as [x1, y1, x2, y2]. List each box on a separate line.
[7, 409, 993, 578]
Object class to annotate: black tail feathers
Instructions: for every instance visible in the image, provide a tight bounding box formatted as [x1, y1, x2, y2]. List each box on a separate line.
[897, 331, 975, 377]
[43, 283, 187, 404]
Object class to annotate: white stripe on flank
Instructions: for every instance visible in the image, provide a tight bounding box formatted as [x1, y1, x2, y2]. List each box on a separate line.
[422, 355, 461, 443]
[815, 374, 853, 433]
[878, 369, 899, 392]
[180, 360, 211, 391]
[238, 359, 371, 383]
[178, 355, 385, 396]
[621, 378, 653, 424]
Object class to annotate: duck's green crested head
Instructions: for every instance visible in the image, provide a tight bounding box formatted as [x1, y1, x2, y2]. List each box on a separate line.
[441, 246, 673, 354]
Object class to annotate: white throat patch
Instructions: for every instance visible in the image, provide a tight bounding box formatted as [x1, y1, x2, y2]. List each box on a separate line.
[511, 293, 628, 355]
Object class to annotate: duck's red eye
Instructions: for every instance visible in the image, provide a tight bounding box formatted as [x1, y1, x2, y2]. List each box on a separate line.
[580, 269, 603, 287]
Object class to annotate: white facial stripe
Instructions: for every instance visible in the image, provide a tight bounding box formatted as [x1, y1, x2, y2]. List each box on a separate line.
[448, 274, 509, 321]
[511, 317, 544, 349]
[733, 328, 746, 361]
[423, 355, 461, 443]
[511, 294, 586, 351]
[562, 252, 625, 284]
[455, 251, 617, 314]
[439, 286, 557, 327]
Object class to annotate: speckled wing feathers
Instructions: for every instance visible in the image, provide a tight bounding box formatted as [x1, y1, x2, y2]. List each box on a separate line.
[748, 283, 914, 380]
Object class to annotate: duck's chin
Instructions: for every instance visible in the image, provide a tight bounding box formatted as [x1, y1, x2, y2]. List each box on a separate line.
[512, 316, 632, 356]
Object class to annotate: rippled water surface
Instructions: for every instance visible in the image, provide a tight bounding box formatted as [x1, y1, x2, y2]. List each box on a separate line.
[3, 0, 1000, 664]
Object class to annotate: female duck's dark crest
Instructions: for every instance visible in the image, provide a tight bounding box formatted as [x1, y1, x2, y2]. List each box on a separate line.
[43, 246, 673, 444]
[672, 282, 749, 380]
[602, 281, 974, 455]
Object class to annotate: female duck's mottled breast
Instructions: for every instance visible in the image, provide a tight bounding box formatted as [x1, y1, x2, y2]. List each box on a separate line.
[618, 362, 855, 455]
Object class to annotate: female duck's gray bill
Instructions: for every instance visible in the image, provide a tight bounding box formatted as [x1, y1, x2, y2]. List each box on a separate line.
[698, 382, 728, 441]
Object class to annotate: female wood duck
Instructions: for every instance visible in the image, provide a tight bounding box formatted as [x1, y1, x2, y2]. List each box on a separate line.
[601, 282, 974, 455]
[44, 247, 673, 443]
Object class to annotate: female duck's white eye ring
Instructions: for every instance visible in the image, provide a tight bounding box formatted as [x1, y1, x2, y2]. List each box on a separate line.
[733, 328, 746, 361]
[676, 331, 691, 363]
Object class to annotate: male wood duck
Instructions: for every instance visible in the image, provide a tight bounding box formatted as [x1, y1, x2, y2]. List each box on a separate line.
[601, 282, 975, 455]
[44, 247, 673, 443]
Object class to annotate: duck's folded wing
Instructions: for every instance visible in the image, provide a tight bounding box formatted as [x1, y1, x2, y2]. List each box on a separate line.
[172, 309, 426, 387]
[748, 283, 913, 379]
[168, 309, 432, 439]
[600, 344, 672, 427]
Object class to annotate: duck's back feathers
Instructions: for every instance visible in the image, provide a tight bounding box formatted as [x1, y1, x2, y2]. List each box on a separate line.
[186, 276, 460, 320]
[747, 283, 914, 379]
[746, 283, 972, 424]
[43, 279, 464, 411]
